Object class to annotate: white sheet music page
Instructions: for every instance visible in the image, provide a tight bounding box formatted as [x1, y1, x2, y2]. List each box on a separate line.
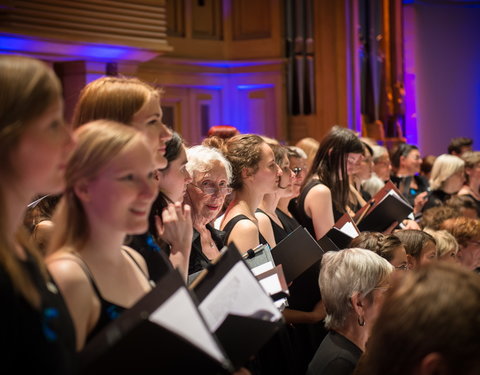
[339, 222, 359, 238]
[251, 261, 274, 276]
[149, 287, 228, 365]
[199, 262, 282, 332]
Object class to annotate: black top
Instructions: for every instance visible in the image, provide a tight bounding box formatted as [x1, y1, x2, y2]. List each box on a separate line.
[422, 189, 451, 212]
[70, 250, 153, 344]
[276, 208, 300, 234]
[391, 174, 429, 206]
[307, 331, 362, 375]
[222, 214, 269, 246]
[0, 254, 77, 374]
[188, 224, 225, 275]
[293, 180, 343, 239]
[256, 208, 289, 244]
[128, 233, 173, 282]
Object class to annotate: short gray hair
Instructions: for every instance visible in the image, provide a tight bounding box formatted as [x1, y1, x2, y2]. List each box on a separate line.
[186, 145, 233, 184]
[371, 145, 388, 162]
[320, 248, 394, 331]
[429, 154, 464, 190]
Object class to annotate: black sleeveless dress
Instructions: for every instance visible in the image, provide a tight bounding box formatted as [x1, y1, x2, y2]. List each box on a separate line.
[222, 214, 268, 246]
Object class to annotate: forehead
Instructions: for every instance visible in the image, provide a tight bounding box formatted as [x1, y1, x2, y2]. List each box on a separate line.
[133, 95, 162, 118]
[103, 138, 152, 172]
[260, 143, 275, 160]
[194, 161, 228, 180]
[289, 157, 307, 167]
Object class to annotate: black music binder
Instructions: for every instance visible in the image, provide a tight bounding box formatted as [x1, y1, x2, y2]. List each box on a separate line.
[79, 270, 232, 375]
[191, 243, 284, 368]
[318, 213, 360, 251]
[354, 181, 413, 232]
[270, 226, 325, 283]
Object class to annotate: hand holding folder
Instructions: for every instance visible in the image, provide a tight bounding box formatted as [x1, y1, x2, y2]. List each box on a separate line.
[191, 243, 284, 369]
[318, 213, 360, 251]
[353, 180, 413, 233]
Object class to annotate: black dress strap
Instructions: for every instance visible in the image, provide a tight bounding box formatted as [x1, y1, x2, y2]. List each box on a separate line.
[222, 214, 268, 245]
[121, 247, 155, 287]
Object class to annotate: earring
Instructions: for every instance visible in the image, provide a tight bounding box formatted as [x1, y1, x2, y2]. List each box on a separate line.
[358, 316, 365, 326]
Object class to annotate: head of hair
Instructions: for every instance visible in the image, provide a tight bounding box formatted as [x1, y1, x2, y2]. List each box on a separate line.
[394, 229, 436, 260]
[440, 216, 480, 247]
[446, 195, 478, 214]
[270, 143, 288, 166]
[420, 155, 436, 176]
[448, 137, 473, 155]
[295, 137, 320, 163]
[287, 146, 307, 160]
[186, 145, 232, 184]
[390, 143, 419, 170]
[306, 126, 364, 212]
[208, 134, 266, 191]
[320, 248, 393, 331]
[362, 141, 373, 158]
[207, 125, 239, 140]
[423, 228, 459, 258]
[0, 55, 62, 308]
[429, 154, 464, 191]
[50, 120, 143, 252]
[355, 262, 480, 375]
[158, 131, 184, 172]
[462, 151, 480, 184]
[71, 76, 160, 127]
[371, 145, 388, 163]
[350, 232, 403, 262]
[420, 205, 457, 230]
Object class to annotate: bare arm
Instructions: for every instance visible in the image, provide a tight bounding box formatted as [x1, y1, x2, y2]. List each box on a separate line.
[305, 184, 335, 240]
[226, 219, 263, 255]
[46, 253, 96, 351]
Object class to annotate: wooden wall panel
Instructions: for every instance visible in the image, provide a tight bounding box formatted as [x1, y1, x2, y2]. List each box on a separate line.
[0, 0, 171, 51]
[232, 0, 271, 40]
[191, 0, 222, 40]
[166, 0, 185, 37]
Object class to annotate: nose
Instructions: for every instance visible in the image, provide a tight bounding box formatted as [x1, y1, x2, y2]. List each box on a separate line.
[159, 123, 172, 142]
[276, 164, 283, 176]
[184, 168, 193, 184]
[141, 176, 157, 200]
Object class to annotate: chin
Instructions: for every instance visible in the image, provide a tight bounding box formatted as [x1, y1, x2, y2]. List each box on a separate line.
[155, 154, 168, 169]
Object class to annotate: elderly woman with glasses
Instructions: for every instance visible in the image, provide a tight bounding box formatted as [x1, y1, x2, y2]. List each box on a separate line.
[307, 248, 394, 375]
[184, 145, 233, 275]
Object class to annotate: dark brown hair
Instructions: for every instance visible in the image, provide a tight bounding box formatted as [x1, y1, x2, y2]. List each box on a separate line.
[350, 232, 403, 262]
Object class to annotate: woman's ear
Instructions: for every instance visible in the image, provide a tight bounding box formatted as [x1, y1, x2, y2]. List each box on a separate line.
[416, 353, 448, 375]
[241, 167, 254, 181]
[351, 292, 366, 322]
[73, 179, 91, 203]
[406, 254, 417, 270]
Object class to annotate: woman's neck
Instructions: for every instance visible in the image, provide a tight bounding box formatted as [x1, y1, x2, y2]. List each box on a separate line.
[395, 167, 414, 177]
[3, 186, 31, 257]
[231, 187, 264, 217]
[335, 320, 369, 352]
[277, 197, 292, 216]
[259, 193, 280, 215]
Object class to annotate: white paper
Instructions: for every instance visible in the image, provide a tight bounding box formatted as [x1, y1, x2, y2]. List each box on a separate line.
[251, 261, 274, 276]
[149, 287, 227, 365]
[199, 262, 282, 332]
[339, 221, 359, 238]
[258, 274, 282, 295]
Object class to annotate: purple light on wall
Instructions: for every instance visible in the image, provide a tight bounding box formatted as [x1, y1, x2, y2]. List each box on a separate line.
[0, 34, 156, 61]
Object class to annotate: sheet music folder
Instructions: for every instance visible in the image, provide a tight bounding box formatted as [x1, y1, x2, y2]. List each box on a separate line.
[318, 213, 360, 251]
[79, 270, 232, 375]
[270, 226, 325, 283]
[354, 180, 413, 232]
[191, 243, 284, 368]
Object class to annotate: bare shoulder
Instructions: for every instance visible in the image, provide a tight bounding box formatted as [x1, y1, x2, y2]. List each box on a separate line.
[46, 250, 89, 289]
[122, 246, 149, 273]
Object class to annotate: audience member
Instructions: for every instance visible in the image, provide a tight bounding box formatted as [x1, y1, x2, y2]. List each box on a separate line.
[445, 195, 478, 219]
[355, 262, 480, 375]
[423, 229, 459, 263]
[458, 151, 480, 216]
[419, 205, 457, 230]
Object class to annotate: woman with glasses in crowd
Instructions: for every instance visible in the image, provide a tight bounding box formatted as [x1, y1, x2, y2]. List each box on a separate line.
[184, 145, 233, 276]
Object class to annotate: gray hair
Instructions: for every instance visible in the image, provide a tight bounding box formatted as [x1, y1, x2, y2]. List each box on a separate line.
[423, 229, 459, 258]
[320, 248, 394, 331]
[287, 146, 307, 160]
[429, 154, 464, 190]
[186, 145, 233, 184]
[371, 145, 389, 163]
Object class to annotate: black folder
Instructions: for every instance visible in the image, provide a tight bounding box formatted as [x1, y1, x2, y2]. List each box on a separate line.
[270, 226, 325, 283]
[318, 213, 360, 251]
[79, 270, 232, 375]
[191, 243, 284, 368]
[354, 181, 413, 232]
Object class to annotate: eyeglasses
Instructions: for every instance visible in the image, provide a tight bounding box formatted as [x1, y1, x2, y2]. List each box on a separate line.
[394, 264, 409, 271]
[190, 182, 233, 196]
[291, 167, 305, 176]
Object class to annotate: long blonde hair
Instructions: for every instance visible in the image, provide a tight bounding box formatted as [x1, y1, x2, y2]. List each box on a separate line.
[0, 55, 62, 308]
[72, 76, 161, 127]
[49, 120, 142, 252]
